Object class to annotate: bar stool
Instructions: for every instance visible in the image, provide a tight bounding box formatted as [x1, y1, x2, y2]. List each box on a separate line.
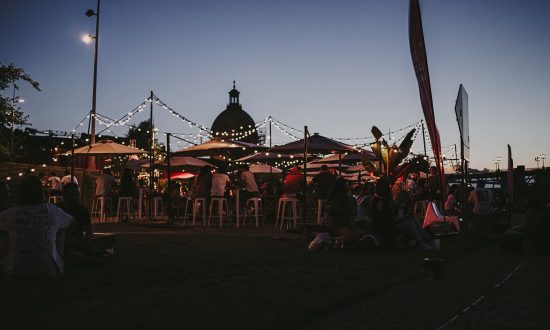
[208, 197, 230, 228]
[192, 198, 208, 226]
[117, 197, 133, 222]
[48, 195, 63, 204]
[91, 196, 108, 223]
[153, 196, 164, 219]
[276, 197, 300, 230]
[316, 199, 327, 224]
[243, 197, 264, 227]
[182, 197, 194, 224]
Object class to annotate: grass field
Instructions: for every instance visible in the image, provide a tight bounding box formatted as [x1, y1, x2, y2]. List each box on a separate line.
[0, 225, 506, 330]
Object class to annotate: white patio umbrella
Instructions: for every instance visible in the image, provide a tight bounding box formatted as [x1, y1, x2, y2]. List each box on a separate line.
[69, 140, 146, 155]
[249, 163, 283, 174]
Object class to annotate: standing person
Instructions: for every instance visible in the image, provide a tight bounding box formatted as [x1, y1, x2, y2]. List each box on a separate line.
[312, 165, 336, 200]
[0, 176, 73, 279]
[283, 167, 303, 198]
[445, 184, 459, 216]
[48, 171, 63, 196]
[61, 170, 79, 187]
[369, 177, 399, 246]
[426, 166, 442, 202]
[239, 165, 260, 201]
[210, 166, 232, 198]
[468, 181, 495, 231]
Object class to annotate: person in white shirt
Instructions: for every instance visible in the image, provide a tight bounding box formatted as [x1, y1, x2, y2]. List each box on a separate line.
[0, 175, 73, 279]
[61, 170, 79, 187]
[48, 171, 63, 196]
[239, 165, 260, 200]
[210, 167, 232, 198]
[95, 169, 116, 197]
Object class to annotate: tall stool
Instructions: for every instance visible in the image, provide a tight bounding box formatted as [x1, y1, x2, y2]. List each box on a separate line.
[182, 197, 194, 224]
[117, 197, 133, 222]
[316, 199, 327, 225]
[243, 197, 264, 227]
[48, 195, 63, 204]
[276, 197, 300, 230]
[91, 196, 108, 223]
[192, 198, 208, 226]
[208, 197, 230, 228]
[153, 196, 164, 219]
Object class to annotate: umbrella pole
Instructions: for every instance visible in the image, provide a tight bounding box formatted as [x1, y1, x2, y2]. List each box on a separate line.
[166, 133, 173, 224]
[148, 90, 154, 220]
[339, 153, 342, 176]
[71, 133, 75, 184]
[302, 126, 308, 226]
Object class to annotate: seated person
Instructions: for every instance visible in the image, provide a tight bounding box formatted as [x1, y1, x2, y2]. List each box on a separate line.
[312, 165, 336, 200]
[394, 190, 434, 250]
[283, 167, 303, 198]
[0, 176, 73, 279]
[210, 166, 232, 198]
[57, 183, 114, 258]
[324, 177, 357, 236]
[239, 165, 261, 201]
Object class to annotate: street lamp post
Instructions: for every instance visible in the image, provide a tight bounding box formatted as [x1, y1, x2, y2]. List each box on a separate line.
[85, 0, 101, 168]
[493, 156, 502, 171]
[10, 82, 24, 154]
[535, 156, 540, 169]
[540, 154, 547, 169]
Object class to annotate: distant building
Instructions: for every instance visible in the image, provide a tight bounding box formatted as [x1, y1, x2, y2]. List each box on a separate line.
[210, 82, 259, 144]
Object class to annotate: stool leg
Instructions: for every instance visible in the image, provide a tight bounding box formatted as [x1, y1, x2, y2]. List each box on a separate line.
[254, 200, 259, 228]
[218, 199, 223, 228]
[292, 201, 298, 229]
[276, 200, 282, 229]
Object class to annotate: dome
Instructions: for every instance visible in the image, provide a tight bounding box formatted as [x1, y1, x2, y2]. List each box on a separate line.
[211, 82, 259, 144]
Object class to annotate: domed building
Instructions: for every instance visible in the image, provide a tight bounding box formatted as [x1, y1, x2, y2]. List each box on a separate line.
[211, 82, 259, 144]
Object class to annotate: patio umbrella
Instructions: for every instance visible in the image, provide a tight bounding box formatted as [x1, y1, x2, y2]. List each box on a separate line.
[69, 140, 146, 155]
[142, 156, 214, 171]
[310, 150, 375, 164]
[234, 152, 303, 162]
[270, 133, 359, 155]
[172, 138, 266, 158]
[299, 163, 349, 170]
[249, 163, 283, 174]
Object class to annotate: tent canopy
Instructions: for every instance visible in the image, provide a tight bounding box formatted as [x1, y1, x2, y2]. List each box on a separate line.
[270, 133, 359, 155]
[69, 140, 146, 155]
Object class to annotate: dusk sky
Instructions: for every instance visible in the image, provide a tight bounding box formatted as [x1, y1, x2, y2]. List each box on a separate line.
[1, 0, 549, 170]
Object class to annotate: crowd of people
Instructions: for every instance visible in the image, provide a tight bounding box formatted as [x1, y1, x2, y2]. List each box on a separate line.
[1, 160, 548, 280]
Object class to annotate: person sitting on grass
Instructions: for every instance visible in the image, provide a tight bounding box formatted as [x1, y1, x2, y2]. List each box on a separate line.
[394, 190, 435, 250]
[0, 175, 73, 279]
[57, 183, 114, 259]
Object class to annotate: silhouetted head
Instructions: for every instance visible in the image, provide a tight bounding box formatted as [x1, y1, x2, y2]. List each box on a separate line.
[320, 165, 329, 172]
[18, 175, 44, 206]
[64, 170, 70, 176]
[217, 166, 227, 174]
[199, 165, 212, 176]
[478, 181, 485, 188]
[327, 177, 348, 202]
[62, 183, 80, 204]
[375, 177, 391, 199]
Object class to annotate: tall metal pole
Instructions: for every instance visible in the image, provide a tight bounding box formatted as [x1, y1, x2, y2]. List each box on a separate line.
[149, 91, 154, 219]
[71, 133, 75, 182]
[88, 0, 101, 170]
[10, 82, 16, 154]
[269, 117, 272, 148]
[421, 120, 427, 157]
[269, 117, 273, 175]
[302, 126, 308, 226]
[166, 133, 173, 224]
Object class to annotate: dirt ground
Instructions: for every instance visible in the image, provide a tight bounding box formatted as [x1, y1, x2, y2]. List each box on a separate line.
[1, 225, 549, 330]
